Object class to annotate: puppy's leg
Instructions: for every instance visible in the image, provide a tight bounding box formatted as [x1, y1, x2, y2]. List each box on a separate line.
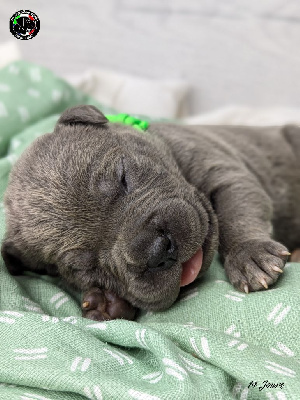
[81, 288, 137, 321]
[1, 239, 59, 276]
[212, 178, 289, 293]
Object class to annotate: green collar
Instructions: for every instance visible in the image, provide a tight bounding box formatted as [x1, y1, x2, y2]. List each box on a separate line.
[105, 113, 149, 132]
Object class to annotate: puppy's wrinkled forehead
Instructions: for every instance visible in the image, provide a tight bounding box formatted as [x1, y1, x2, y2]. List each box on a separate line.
[44, 107, 179, 195]
[53, 105, 172, 167]
[21, 106, 178, 215]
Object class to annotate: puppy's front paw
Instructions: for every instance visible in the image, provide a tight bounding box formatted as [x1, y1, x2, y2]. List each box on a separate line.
[224, 239, 290, 293]
[81, 287, 137, 321]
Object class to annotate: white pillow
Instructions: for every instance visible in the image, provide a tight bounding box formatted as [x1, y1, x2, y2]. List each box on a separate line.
[183, 105, 300, 126]
[66, 68, 190, 119]
[0, 41, 22, 69]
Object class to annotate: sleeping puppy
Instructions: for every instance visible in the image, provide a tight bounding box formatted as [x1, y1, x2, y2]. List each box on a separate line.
[2, 105, 299, 321]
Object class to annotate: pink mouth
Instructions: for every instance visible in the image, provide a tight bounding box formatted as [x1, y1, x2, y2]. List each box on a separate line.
[180, 247, 203, 287]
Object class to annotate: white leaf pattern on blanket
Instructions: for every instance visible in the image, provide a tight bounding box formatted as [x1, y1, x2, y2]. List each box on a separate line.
[86, 322, 107, 330]
[136, 329, 148, 348]
[22, 297, 44, 314]
[265, 391, 287, 400]
[0, 316, 16, 324]
[50, 292, 69, 309]
[84, 385, 103, 400]
[14, 347, 48, 361]
[70, 356, 91, 372]
[265, 361, 296, 378]
[143, 355, 203, 385]
[225, 290, 245, 302]
[29, 67, 41, 82]
[179, 354, 204, 376]
[2, 311, 23, 317]
[52, 89, 62, 102]
[0, 102, 8, 117]
[21, 393, 51, 400]
[62, 316, 78, 325]
[142, 371, 163, 384]
[190, 336, 211, 358]
[27, 88, 40, 98]
[42, 315, 59, 323]
[103, 348, 133, 365]
[6, 154, 18, 165]
[11, 138, 21, 150]
[240, 387, 249, 400]
[128, 389, 161, 400]
[182, 321, 209, 331]
[0, 311, 23, 325]
[267, 303, 291, 326]
[270, 342, 295, 357]
[162, 358, 187, 381]
[17, 106, 29, 123]
[232, 382, 249, 399]
[8, 64, 19, 74]
[225, 324, 248, 351]
[0, 83, 10, 92]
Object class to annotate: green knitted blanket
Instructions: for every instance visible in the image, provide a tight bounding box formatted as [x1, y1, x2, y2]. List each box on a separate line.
[0, 61, 299, 400]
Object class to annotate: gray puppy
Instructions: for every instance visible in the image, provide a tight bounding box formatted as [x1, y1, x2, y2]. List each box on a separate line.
[1, 105, 298, 321]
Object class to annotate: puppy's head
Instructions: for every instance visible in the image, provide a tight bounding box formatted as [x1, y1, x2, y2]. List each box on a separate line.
[1, 105, 218, 310]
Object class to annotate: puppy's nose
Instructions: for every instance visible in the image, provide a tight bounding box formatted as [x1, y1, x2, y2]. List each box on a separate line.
[147, 232, 178, 271]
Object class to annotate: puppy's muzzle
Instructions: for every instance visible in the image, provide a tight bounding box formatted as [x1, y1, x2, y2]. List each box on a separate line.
[147, 232, 178, 271]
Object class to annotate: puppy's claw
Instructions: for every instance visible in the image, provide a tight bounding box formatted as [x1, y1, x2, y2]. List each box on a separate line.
[82, 301, 90, 309]
[280, 251, 291, 256]
[272, 266, 283, 273]
[243, 284, 249, 294]
[259, 278, 268, 289]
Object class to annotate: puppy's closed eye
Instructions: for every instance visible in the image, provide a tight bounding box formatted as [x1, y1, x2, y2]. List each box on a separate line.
[97, 157, 131, 200]
[120, 170, 128, 193]
[118, 156, 131, 195]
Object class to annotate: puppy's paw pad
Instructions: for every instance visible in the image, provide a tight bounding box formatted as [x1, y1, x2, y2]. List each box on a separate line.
[81, 287, 137, 321]
[225, 239, 289, 292]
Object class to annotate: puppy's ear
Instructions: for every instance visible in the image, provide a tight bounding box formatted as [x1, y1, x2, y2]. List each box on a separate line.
[56, 105, 108, 127]
[1, 239, 26, 275]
